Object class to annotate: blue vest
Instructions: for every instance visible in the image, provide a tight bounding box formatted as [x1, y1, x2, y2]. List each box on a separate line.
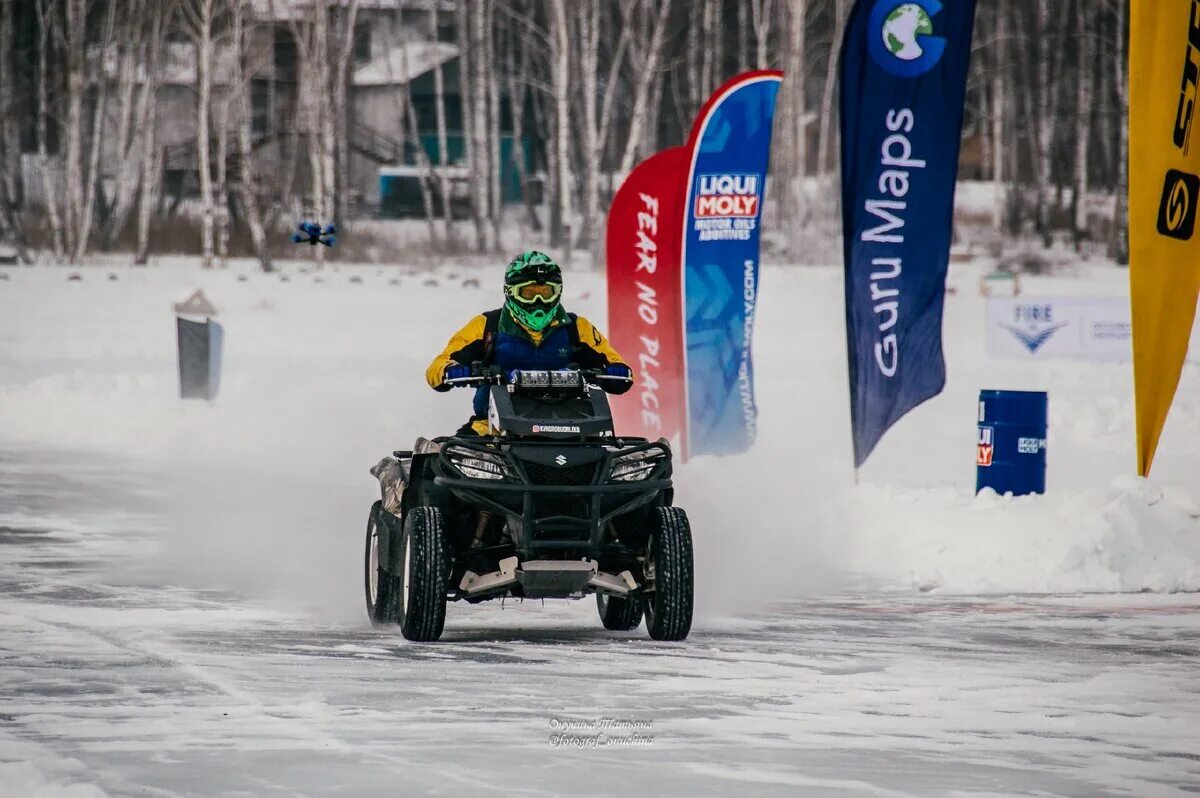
[472, 325, 576, 417]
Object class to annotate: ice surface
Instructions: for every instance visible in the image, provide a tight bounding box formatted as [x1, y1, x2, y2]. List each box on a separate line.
[1, 257, 1199, 795]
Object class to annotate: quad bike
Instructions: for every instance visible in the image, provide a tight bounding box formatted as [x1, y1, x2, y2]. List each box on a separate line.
[363, 367, 693, 642]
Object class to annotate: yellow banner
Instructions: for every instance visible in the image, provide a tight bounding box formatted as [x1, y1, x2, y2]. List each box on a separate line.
[1129, 0, 1200, 476]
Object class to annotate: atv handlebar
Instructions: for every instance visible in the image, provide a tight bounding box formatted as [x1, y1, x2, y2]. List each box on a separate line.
[443, 366, 631, 390]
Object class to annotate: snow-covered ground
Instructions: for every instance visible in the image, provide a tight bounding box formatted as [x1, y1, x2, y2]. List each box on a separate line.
[1, 255, 1199, 795]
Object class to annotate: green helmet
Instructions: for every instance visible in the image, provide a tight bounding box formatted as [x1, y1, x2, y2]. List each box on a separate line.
[503, 250, 563, 332]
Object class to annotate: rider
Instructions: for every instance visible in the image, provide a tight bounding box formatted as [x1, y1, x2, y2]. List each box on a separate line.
[426, 250, 634, 435]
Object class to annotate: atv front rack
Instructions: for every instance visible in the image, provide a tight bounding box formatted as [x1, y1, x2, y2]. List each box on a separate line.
[431, 436, 672, 556]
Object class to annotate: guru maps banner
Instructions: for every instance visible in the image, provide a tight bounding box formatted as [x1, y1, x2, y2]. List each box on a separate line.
[607, 71, 782, 460]
[840, 0, 977, 468]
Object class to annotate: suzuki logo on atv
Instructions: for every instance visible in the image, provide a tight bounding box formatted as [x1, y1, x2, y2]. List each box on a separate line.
[554, 455, 567, 466]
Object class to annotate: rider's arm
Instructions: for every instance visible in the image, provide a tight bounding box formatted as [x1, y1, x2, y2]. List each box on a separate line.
[573, 316, 634, 395]
[426, 315, 489, 391]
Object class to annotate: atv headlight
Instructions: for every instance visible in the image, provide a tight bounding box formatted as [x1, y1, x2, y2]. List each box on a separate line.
[457, 458, 508, 480]
[446, 447, 515, 481]
[609, 448, 665, 482]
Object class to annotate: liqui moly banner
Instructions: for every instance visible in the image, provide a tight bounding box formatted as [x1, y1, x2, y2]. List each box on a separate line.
[840, 0, 977, 468]
[682, 72, 782, 457]
[607, 71, 782, 460]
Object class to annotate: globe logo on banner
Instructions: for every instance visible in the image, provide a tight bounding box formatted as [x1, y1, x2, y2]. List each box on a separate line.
[868, 0, 947, 77]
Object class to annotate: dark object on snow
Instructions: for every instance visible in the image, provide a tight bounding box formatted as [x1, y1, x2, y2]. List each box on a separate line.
[363, 367, 692, 643]
[349, 275, 363, 284]
[237, 275, 248, 282]
[388, 278, 402, 286]
[0, 273, 10, 281]
[108, 273, 119, 282]
[423, 278, 439, 287]
[976, 390, 1047, 497]
[291, 221, 336, 247]
[67, 273, 82, 281]
[280, 274, 290, 282]
[462, 277, 481, 289]
[174, 290, 222, 402]
[176, 317, 223, 401]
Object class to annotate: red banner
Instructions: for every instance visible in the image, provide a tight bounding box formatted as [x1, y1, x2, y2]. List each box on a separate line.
[605, 146, 687, 449]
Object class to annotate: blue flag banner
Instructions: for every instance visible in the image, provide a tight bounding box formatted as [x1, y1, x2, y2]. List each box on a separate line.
[840, 0, 977, 468]
[681, 71, 782, 458]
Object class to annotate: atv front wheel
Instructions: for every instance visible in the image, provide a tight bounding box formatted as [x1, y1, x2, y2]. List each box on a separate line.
[364, 501, 397, 625]
[394, 505, 449, 642]
[596, 592, 643, 631]
[643, 507, 693, 641]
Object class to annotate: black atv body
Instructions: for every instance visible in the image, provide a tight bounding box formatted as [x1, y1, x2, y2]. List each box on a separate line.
[363, 368, 693, 642]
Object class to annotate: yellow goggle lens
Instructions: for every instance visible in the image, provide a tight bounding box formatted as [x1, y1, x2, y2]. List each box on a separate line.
[507, 281, 562, 303]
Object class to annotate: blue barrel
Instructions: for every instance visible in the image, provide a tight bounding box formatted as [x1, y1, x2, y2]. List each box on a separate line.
[976, 390, 1047, 496]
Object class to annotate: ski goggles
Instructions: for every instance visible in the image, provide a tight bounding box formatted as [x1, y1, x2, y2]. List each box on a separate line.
[505, 279, 562, 304]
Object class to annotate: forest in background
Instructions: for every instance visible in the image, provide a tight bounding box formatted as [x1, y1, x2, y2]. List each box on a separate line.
[0, 0, 1131, 268]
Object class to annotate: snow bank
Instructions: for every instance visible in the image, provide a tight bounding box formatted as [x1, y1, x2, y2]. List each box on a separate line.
[1, 257, 1198, 611]
[843, 477, 1200, 594]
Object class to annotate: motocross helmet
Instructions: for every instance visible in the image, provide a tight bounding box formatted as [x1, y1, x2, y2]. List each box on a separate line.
[503, 250, 563, 332]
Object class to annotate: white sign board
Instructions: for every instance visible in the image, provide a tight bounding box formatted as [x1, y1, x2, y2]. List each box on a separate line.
[986, 297, 1200, 362]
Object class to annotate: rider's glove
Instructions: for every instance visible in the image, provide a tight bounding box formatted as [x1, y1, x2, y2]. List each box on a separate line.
[444, 363, 471, 383]
[605, 364, 633, 380]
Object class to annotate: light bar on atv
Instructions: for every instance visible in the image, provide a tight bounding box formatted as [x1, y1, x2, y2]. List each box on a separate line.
[512, 369, 582, 390]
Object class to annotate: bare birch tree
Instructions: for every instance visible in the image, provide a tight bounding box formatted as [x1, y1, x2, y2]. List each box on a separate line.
[180, 0, 220, 268]
[331, 0, 358, 227]
[35, 0, 64, 260]
[429, 0, 455, 243]
[135, 5, 168, 266]
[69, 0, 117, 263]
[547, 0, 572, 250]
[229, 0, 271, 270]
[773, 0, 808, 236]
[0, 0, 28, 261]
[575, 0, 629, 259]
[458, 0, 490, 251]
[991, 0, 1006, 233]
[1071, 0, 1093, 251]
[816, 0, 847, 177]
[617, 0, 670, 176]
[500, 0, 540, 233]
[101, 0, 170, 251]
[480, 0, 499, 249]
[749, 0, 775, 70]
[1110, 0, 1128, 265]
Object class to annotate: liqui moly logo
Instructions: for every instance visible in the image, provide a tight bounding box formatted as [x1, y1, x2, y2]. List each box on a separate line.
[977, 426, 994, 467]
[694, 174, 760, 218]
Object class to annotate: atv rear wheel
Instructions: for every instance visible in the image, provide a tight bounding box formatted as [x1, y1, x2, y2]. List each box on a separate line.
[643, 507, 693, 641]
[364, 502, 398, 625]
[596, 592, 643, 631]
[394, 506, 449, 642]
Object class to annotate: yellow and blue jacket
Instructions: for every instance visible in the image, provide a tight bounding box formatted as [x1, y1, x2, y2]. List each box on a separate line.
[426, 307, 632, 421]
